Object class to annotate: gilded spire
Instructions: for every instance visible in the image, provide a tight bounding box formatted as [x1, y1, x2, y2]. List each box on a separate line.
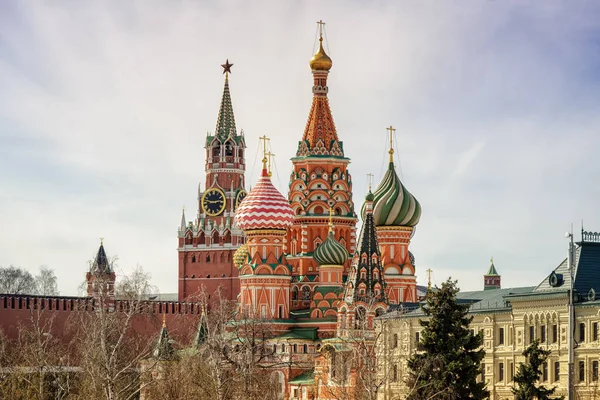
[215, 60, 237, 139]
[266, 151, 275, 177]
[386, 125, 396, 164]
[328, 207, 334, 232]
[260, 135, 270, 176]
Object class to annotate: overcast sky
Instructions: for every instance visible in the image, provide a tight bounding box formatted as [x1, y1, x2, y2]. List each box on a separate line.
[1, 1, 599, 296]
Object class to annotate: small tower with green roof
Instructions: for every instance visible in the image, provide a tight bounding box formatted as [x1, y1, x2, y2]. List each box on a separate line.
[484, 257, 501, 290]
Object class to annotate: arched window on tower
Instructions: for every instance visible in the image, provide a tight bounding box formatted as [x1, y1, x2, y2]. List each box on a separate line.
[212, 142, 220, 159]
[302, 286, 311, 301]
[225, 141, 234, 157]
[292, 287, 299, 301]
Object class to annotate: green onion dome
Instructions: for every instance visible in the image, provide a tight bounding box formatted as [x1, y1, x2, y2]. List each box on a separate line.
[233, 244, 249, 269]
[362, 163, 421, 227]
[314, 231, 348, 266]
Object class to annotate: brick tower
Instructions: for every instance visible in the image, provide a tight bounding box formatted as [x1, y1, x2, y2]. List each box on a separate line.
[369, 127, 422, 304]
[234, 149, 295, 320]
[178, 60, 247, 302]
[287, 25, 357, 311]
[484, 257, 501, 290]
[86, 240, 116, 298]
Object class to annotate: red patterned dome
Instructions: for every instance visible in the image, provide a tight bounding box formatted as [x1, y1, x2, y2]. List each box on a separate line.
[235, 168, 294, 231]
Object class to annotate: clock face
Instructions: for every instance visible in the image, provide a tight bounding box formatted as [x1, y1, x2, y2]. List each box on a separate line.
[202, 188, 226, 216]
[235, 189, 247, 210]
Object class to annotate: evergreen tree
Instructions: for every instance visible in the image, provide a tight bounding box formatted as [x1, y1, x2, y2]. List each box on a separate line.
[406, 278, 488, 400]
[512, 339, 563, 400]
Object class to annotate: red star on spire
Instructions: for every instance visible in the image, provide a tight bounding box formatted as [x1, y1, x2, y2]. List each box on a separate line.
[221, 59, 233, 74]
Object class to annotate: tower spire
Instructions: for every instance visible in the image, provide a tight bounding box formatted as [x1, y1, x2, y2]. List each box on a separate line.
[215, 59, 237, 139]
[180, 207, 186, 231]
[299, 21, 341, 158]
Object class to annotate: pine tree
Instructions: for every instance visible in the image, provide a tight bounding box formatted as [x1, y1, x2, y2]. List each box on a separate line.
[512, 339, 563, 400]
[406, 278, 489, 400]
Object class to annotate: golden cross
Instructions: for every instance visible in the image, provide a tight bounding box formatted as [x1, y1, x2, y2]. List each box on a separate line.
[317, 20, 326, 37]
[328, 207, 334, 232]
[426, 268, 433, 289]
[386, 125, 396, 162]
[259, 135, 270, 169]
[266, 151, 275, 177]
[367, 173, 374, 192]
[100, 237, 104, 245]
[490, 256, 494, 264]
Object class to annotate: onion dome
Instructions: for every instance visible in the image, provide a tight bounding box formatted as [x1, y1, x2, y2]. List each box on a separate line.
[233, 244, 249, 269]
[234, 166, 294, 231]
[314, 231, 348, 266]
[309, 37, 333, 71]
[364, 162, 421, 227]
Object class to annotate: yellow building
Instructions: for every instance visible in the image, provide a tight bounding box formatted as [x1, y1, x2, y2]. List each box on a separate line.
[377, 231, 600, 400]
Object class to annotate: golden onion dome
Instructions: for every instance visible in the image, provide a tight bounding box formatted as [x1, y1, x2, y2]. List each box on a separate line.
[233, 244, 249, 269]
[309, 37, 333, 71]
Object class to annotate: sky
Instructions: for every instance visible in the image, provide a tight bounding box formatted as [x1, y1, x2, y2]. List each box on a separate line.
[1, 1, 599, 296]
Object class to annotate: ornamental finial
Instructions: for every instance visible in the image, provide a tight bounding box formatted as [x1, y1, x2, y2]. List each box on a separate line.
[386, 125, 396, 163]
[328, 207, 334, 232]
[310, 20, 333, 71]
[162, 312, 166, 328]
[427, 268, 433, 290]
[221, 59, 233, 77]
[367, 173, 374, 192]
[100, 237, 104, 246]
[266, 151, 275, 177]
[259, 135, 270, 175]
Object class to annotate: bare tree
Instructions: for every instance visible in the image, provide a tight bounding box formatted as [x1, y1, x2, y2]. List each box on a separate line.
[35, 265, 59, 296]
[73, 265, 158, 400]
[0, 308, 76, 399]
[142, 288, 286, 400]
[0, 265, 36, 294]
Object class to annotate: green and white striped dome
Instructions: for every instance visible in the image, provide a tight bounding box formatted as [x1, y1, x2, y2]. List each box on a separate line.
[363, 162, 421, 227]
[314, 231, 348, 266]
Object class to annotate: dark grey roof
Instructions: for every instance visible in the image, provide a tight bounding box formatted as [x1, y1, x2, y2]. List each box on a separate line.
[378, 286, 535, 319]
[90, 243, 113, 274]
[534, 241, 600, 299]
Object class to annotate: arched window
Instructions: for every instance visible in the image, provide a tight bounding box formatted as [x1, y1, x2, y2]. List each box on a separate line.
[392, 333, 398, 348]
[225, 141, 234, 157]
[292, 287, 299, 301]
[191, 255, 196, 263]
[212, 142, 220, 158]
[302, 286, 311, 300]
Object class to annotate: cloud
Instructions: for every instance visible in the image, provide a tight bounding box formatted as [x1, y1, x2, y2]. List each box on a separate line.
[1, 0, 599, 295]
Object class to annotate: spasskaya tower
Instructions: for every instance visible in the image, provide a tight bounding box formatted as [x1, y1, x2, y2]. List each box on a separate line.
[177, 60, 247, 302]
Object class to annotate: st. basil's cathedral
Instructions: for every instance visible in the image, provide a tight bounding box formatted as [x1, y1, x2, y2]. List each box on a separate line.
[176, 24, 422, 394]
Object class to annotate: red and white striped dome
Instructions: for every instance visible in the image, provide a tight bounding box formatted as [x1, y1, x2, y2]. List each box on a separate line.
[235, 169, 295, 231]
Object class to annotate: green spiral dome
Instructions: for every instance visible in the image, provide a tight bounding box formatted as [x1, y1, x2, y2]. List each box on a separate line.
[362, 162, 421, 227]
[314, 231, 348, 266]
